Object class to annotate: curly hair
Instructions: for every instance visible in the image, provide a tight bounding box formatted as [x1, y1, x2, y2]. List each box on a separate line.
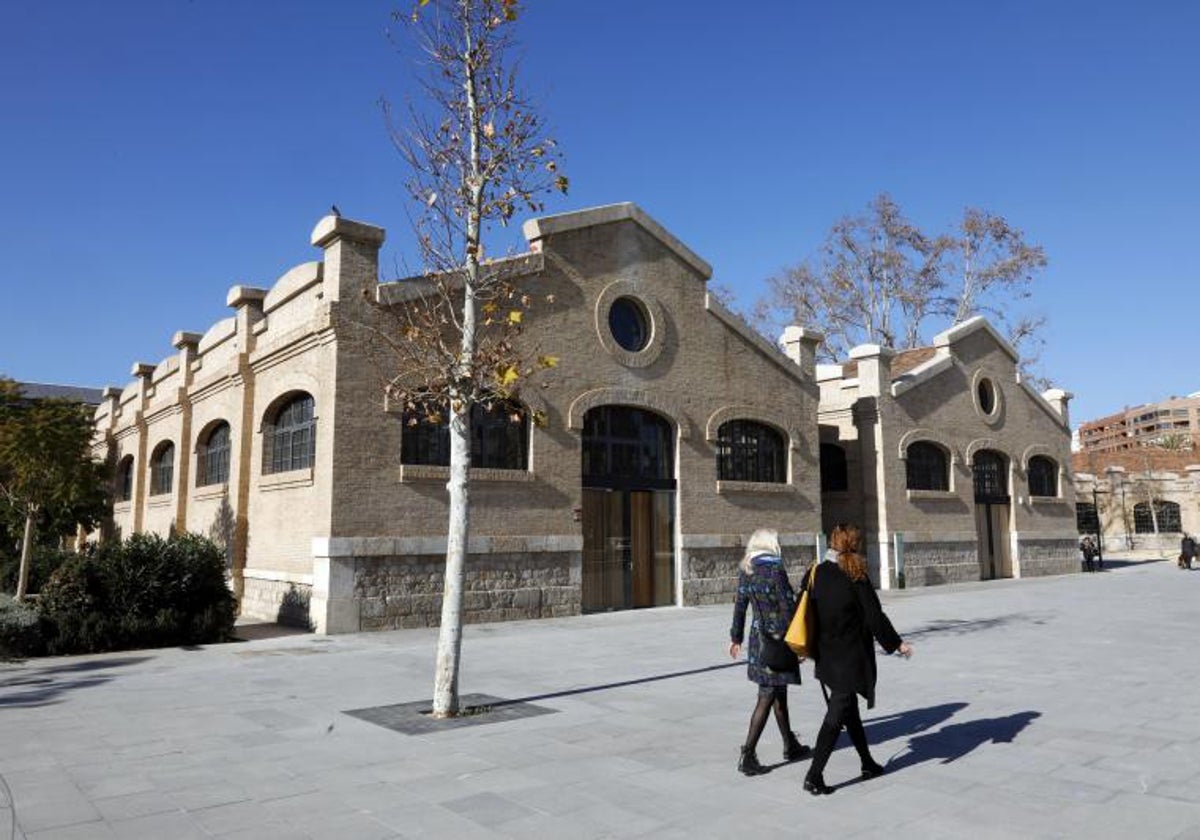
[830, 524, 868, 583]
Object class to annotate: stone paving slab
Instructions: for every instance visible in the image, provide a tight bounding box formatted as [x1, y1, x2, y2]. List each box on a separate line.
[2, 554, 1200, 838]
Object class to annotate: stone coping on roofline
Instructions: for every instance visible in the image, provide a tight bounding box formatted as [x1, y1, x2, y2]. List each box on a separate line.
[522, 202, 713, 280]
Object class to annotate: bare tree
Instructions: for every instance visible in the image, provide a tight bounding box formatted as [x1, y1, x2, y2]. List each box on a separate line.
[375, 0, 565, 718]
[756, 194, 948, 361]
[757, 196, 1049, 373]
[943, 207, 1049, 381]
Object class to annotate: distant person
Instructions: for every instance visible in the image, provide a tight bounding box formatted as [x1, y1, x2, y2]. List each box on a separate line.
[801, 523, 913, 796]
[1181, 534, 1196, 570]
[1080, 536, 1098, 572]
[729, 527, 811, 776]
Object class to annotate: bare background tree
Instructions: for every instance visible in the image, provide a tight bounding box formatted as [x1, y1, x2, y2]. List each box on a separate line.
[757, 193, 1048, 380]
[373, 0, 565, 717]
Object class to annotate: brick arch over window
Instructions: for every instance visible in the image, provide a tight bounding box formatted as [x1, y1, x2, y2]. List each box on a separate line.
[568, 387, 691, 439]
[704, 405, 799, 451]
[964, 437, 1004, 467]
[896, 428, 958, 465]
[1020, 443, 1056, 472]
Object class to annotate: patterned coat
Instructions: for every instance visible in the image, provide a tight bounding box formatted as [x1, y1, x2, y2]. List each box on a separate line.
[730, 554, 802, 686]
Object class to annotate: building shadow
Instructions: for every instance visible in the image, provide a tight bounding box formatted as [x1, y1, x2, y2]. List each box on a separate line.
[0, 656, 151, 708]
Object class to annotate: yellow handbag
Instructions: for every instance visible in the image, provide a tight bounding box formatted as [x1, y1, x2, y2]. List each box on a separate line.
[784, 564, 817, 657]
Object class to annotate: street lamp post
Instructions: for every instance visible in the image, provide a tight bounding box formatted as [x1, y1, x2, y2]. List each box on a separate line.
[1091, 484, 1104, 566]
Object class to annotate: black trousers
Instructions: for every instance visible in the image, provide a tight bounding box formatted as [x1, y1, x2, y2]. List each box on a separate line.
[808, 685, 872, 778]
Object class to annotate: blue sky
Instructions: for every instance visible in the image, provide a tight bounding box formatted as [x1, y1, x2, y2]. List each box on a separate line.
[2, 1, 1197, 426]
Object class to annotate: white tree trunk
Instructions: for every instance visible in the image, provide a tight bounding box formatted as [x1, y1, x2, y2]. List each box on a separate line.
[432, 401, 471, 717]
[15, 509, 35, 601]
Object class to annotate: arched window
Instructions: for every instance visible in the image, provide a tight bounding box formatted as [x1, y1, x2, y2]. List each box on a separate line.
[116, 455, 134, 502]
[717, 420, 786, 483]
[150, 442, 175, 496]
[198, 422, 231, 487]
[1133, 499, 1182, 533]
[263, 393, 316, 474]
[1075, 501, 1099, 533]
[401, 399, 529, 471]
[1028, 455, 1058, 497]
[905, 442, 949, 491]
[820, 443, 848, 492]
[582, 405, 673, 486]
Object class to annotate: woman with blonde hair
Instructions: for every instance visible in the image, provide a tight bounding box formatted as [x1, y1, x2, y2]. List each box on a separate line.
[802, 524, 912, 795]
[729, 527, 810, 776]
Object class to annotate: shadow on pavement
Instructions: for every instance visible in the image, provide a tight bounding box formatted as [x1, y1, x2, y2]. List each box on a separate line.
[0, 655, 151, 708]
[492, 662, 743, 708]
[1093, 558, 1167, 570]
[887, 710, 1041, 770]
[903, 614, 1040, 640]
[863, 701, 969, 743]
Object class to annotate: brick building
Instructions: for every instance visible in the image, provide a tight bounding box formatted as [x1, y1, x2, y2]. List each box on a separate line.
[92, 203, 1080, 633]
[93, 204, 826, 632]
[817, 320, 1078, 588]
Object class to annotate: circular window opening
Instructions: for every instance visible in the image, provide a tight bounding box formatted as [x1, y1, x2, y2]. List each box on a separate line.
[978, 378, 996, 414]
[608, 296, 650, 352]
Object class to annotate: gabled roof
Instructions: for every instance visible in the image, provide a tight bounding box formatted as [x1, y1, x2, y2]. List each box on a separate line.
[522, 203, 713, 280]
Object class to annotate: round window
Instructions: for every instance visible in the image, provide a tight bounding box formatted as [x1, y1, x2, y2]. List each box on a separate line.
[608, 296, 650, 352]
[977, 378, 996, 415]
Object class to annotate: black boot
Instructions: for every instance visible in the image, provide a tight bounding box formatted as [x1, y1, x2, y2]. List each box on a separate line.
[803, 773, 834, 795]
[784, 733, 811, 762]
[860, 759, 887, 780]
[738, 746, 765, 776]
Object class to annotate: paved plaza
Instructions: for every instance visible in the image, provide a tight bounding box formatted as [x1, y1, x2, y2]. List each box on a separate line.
[3, 553, 1200, 839]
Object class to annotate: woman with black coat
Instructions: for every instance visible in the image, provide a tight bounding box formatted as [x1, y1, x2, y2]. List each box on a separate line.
[803, 524, 913, 795]
[729, 528, 811, 776]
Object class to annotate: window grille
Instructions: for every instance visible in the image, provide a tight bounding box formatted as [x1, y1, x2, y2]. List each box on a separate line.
[401, 399, 529, 471]
[1133, 500, 1181, 533]
[1027, 456, 1057, 497]
[1075, 502, 1099, 533]
[198, 423, 231, 486]
[264, 394, 316, 474]
[716, 420, 786, 483]
[906, 442, 949, 491]
[972, 450, 1008, 500]
[150, 444, 175, 496]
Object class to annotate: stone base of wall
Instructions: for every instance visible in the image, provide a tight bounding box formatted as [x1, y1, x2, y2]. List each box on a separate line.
[900, 542, 981, 587]
[241, 576, 314, 629]
[683, 546, 816, 606]
[1017, 539, 1080, 578]
[354, 551, 580, 631]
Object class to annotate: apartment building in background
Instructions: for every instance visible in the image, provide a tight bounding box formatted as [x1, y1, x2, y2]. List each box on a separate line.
[1077, 393, 1200, 453]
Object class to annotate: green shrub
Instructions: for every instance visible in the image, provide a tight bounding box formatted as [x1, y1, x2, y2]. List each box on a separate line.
[0, 546, 77, 595]
[38, 532, 236, 655]
[0, 593, 47, 659]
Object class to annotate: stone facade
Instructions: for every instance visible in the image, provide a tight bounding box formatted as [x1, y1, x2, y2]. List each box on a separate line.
[817, 319, 1078, 589]
[1072, 451, 1200, 553]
